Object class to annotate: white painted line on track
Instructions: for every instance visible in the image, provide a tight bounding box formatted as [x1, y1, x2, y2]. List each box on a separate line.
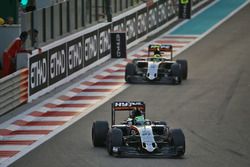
[62, 91, 78, 97]
[0, 135, 45, 141]
[40, 108, 86, 112]
[47, 99, 63, 105]
[0, 146, 27, 151]
[19, 116, 74, 122]
[76, 92, 113, 96]
[109, 72, 125, 76]
[0, 159, 8, 165]
[193, 0, 250, 43]
[7, 125, 60, 131]
[99, 79, 125, 82]
[34, 107, 50, 113]
[0, 84, 130, 167]
[80, 85, 122, 89]
[60, 100, 101, 104]
[167, 0, 219, 35]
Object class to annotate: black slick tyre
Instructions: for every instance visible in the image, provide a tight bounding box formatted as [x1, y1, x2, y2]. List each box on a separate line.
[170, 129, 185, 157]
[107, 128, 123, 155]
[171, 63, 182, 84]
[92, 121, 109, 147]
[125, 63, 136, 83]
[176, 60, 188, 80]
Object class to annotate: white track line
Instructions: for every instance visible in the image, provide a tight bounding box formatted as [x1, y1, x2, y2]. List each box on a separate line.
[7, 125, 60, 131]
[0, 146, 27, 151]
[0, 135, 45, 141]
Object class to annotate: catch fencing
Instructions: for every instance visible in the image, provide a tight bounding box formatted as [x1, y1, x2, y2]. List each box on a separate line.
[21, 0, 144, 48]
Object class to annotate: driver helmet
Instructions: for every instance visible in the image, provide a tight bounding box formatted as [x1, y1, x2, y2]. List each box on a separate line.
[130, 107, 145, 125]
[154, 47, 161, 56]
[130, 107, 142, 119]
[153, 54, 161, 62]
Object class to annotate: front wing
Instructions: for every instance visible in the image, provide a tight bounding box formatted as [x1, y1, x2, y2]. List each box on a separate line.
[111, 145, 184, 158]
[126, 74, 176, 84]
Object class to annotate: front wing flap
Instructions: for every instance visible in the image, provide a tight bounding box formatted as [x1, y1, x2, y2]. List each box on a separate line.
[126, 74, 174, 84]
[111, 146, 184, 158]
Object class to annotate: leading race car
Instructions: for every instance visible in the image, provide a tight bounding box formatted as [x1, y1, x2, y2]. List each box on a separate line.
[125, 44, 188, 84]
[92, 101, 185, 158]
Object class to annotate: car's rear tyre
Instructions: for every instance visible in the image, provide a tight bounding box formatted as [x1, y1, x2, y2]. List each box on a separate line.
[125, 63, 136, 83]
[107, 128, 123, 155]
[176, 60, 188, 80]
[170, 129, 185, 157]
[171, 63, 182, 84]
[92, 121, 109, 147]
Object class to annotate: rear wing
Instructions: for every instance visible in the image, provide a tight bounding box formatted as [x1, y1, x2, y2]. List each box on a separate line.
[111, 101, 145, 125]
[148, 44, 173, 60]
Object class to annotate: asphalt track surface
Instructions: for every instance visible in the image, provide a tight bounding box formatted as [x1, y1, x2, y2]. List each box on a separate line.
[10, 4, 250, 167]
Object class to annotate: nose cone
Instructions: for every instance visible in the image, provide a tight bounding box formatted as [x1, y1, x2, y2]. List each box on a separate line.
[143, 142, 156, 152]
[139, 126, 157, 152]
[147, 72, 156, 80]
[147, 62, 158, 80]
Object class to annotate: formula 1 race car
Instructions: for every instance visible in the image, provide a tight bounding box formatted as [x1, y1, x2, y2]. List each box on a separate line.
[92, 101, 185, 158]
[125, 44, 188, 84]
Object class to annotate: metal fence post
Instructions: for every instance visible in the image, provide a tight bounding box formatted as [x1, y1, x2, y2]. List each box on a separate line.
[51, 6, 54, 39]
[42, 8, 46, 42]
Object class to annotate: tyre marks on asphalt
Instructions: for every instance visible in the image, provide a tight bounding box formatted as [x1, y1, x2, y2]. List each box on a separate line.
[0, 35, 197, 165]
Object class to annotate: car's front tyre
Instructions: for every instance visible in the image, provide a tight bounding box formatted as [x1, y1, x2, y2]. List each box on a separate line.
[92, 121, 109, 147]
[171, 63, 182, 84]
[176, 59, 188, 80]
[107, 128, 123, 155]
[170, 129, 185, 157]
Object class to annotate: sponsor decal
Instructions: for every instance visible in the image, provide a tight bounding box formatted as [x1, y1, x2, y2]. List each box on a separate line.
[111, 32, 126, 58]
[84, 31, 98, 66]
[148, 3, 158, 32]
[112, 101, 145, 111]
[29, 52, 48, 95]
[167, 0, 178, 20]
[99, 25, 111, 59]
[141, 130, 151, 136]
[113, 101, 144, 107]
[49, 44, 67, 85]
[67, 37, 83, 75]
[126, 14, 137, 44]
[137, 8, 148, 38]
[113, 19, 126, 31]
[114, 102, 130, 107]
[157, 0, 168, 26]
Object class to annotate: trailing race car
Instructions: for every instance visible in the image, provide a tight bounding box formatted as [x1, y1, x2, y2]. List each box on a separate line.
[125, 44, 188, 84]
[92, 101, 185, 158]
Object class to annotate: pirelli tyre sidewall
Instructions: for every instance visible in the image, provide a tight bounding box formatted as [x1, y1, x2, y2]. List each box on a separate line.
[107, 128, 123, 155]
[176, 59, 188, 80]
[125, 63, 136, 83]
[92, 121, 109, 147]
[170, 129, 186, 157]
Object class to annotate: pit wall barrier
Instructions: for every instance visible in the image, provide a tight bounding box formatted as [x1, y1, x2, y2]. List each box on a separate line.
[28, 0, 206, 101]
[0, 69, 28, 115]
